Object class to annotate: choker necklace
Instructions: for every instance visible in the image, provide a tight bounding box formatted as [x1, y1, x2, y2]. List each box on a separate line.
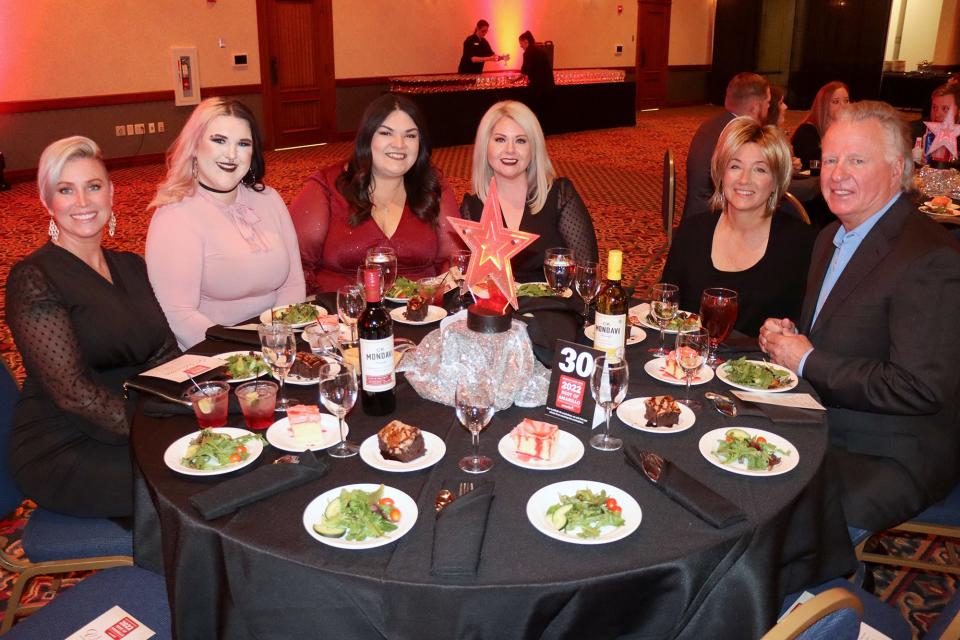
[198, 180, 239, 195]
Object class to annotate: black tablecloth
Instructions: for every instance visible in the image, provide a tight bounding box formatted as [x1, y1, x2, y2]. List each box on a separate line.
[132, 300, 855, 640]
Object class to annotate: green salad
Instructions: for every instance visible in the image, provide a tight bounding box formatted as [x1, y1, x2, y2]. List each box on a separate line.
[517, 282, 554, 297]
[546, 488, 625, 538]
[711, 428, 790, 471]
[181, 429, 264, 470]
[224, 352, 271, 380]
[386, 276, 418, 299]
[722, 357, 792, 390]
[313, 485, 401, 541]
[647, 310, 701, 332]
[272, 303, 320, 325]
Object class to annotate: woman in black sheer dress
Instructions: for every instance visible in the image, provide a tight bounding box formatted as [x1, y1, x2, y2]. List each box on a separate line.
[5, 136, 179, 517]
[460, 100, 598, 282]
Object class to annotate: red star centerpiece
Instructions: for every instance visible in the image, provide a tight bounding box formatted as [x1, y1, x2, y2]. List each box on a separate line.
[925, 106, 960, 162]
[447, 178, 539, 313]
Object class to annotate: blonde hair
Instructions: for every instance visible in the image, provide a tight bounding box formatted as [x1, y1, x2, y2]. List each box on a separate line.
[37, 136, 106, 210]
[830, 100, 912, 190]
[470, 101, 555, 214]
[801, 81, 849, 137]
[709, 117, 792, 216]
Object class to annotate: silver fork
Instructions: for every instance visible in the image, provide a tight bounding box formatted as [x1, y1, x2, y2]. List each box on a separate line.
[458, 481, 474, 497]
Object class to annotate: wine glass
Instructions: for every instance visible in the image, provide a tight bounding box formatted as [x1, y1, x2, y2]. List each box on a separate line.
[648, 283, 679, 357]
[455, 377, 496, 474]
[543, 247, 576, 296]
[303, 322, 342, 363]
[700, 288, 739, 368]
[319, 361, 359, 458]
[449, 249, 471, 310]
[575, 261, 600, 318]
[674, 328, 709, 410]
[589, 355, 629, 452]
[257, 322, 300, 412]
[337, 284, 366, 347]
[366, 246, 398, 293]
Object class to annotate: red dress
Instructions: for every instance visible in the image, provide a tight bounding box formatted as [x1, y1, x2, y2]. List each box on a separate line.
[289, 163, 463, 294]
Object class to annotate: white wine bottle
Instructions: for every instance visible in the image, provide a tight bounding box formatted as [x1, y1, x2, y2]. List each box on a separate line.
[592, 249, 628, 358]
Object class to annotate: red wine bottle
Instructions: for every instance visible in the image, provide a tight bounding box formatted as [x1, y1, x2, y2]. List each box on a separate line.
[358, 268, 396, 415]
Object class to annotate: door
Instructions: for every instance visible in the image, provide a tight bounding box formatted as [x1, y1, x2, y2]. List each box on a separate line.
[257, 0, 336, 149]
[636, 0, 671, 109]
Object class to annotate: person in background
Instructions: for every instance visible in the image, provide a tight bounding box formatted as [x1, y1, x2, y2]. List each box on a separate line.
[519, 31, 554, 90]
[791, 81, 849, 170]
[910, 83, 960, 165]
[146, 97, 305, 349]
[458, 19, 508, 74]
[663, 117, 815, 337]
[6, 136, 179, 518]
[765, 85, 788, 130]
[289, 94, 462, 294]
[461, 100, 598, 282]
[682, 72, 771, 223]
[761, 101, 960, 534]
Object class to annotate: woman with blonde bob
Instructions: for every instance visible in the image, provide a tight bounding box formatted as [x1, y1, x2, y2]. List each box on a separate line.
[460, 100, 598, 281]
[791, 81, 850, 170]
[662, 117, 816, 336]
[6, 136, 179, 517]
[146, 97, 305, 349]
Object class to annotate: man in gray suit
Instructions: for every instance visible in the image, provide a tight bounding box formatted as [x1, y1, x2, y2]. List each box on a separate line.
[761, 101, 960, 533]
[680, 72, 770, 223]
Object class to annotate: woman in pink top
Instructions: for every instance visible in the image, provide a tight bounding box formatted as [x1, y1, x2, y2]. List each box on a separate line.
[289, 94, 462, 294]
[146, 98, 305, 348]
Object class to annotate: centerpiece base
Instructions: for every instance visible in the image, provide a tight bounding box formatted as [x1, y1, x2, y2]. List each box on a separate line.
[467, 304, 512, 334]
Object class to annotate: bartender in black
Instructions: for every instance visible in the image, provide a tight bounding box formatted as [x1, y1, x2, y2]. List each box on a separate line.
[458, 20, 507, 73]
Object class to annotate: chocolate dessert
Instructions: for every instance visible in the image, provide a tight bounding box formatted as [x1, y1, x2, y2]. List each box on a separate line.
[404, 294, 428, 321]
[644, 395, 681, 427]
[378, 420, 426, 462]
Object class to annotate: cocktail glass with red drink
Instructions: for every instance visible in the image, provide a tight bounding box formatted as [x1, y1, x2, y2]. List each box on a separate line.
[699, 288, 739, 368]
[188, 381, 230, 429]
[235, 380, 278, 430]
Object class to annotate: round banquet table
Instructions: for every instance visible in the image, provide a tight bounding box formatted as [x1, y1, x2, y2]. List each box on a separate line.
[131, 298, 856, 640]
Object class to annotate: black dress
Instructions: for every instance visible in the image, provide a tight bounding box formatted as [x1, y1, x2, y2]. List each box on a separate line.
[6, 243, 179, 517]
[791, 123, 822, 170]
[460, 178, 599, 283]
[661, 212, 816, 337]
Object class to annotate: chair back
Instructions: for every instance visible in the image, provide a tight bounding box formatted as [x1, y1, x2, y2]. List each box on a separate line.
[782, 192, 812, 225]
[0, 361, 24, 516]
[662, 149, 676, 244]
[763, 587, 862, 640]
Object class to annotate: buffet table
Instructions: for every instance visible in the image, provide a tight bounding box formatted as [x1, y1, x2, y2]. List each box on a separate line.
[131, 297, 855, 640]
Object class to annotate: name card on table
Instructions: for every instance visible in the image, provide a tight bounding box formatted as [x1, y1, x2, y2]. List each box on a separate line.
[139, 354, 224, 384]
[545, 340, 605, 428]
[66, 605, 155, 640]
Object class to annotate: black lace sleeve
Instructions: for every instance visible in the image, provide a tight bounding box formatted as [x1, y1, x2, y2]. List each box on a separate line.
[555, 179, 599, 264]
[6, 262, 129, 445]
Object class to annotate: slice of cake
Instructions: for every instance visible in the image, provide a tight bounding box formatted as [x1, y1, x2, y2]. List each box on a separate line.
[664, 348, 698, 380]
[378, 420, 426, 462]
[644, 395, 681, 427]
[287, 405, 326, 446]
[404, 295, 429, 321]
[510, 418, 559, 462]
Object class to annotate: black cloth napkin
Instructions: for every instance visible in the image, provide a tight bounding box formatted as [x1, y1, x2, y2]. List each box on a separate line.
[624, 446, 747, 529]
[189, 451, 330, 520]
[732, 396, 823, 425]
[205, 325, 263, 347]
[718, 332, 761, 357]
[140, 393, 243, 418]
[431, 480, 495, 577]
[513, 296, 582, 366]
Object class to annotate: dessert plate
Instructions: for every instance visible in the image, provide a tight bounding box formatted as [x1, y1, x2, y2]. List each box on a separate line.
[163, 427, 264, 477]
[497, 429, 585, 470]
[358, 431, 446, 472]
[266, 415, 347, 452]
[698, 428, 798, 477]
[214, 350, 268, 384]
[643, 357, 714, 386]
[259, 304, 327, 329]
[584, 324, 647, 345]
[629, 303, 701, 334]
[390, 305, 447, 325]
[716, 360, 798, 393]
[303, 484, 418, 549]
[616, 397, 696, 434]
[526, 480, 641, 545]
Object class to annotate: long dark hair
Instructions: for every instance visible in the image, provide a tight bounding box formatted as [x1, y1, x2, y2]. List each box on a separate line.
[336, 94, 441, 227]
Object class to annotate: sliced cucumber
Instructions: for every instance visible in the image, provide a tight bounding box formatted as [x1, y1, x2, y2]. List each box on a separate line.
[725, 428, 751, 441]
[550, 504, 574, 530]
[324, 497, 342, 520]
[313, 522, 346, 538]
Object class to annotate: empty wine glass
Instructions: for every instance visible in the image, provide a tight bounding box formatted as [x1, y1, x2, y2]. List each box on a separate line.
[575, 261, 601, 318]
[589, 355, 629, 451]
[257, 322, 300, 412]
[455, 377, 496, 474]
[648, 283, 679, 357]
[366, 246, 398, 293]
[543, 247, 576, 295]
[674, 328, 709, 410]
[337, 284, 366, 347]
[700, 288, 739, 368]
[303, 322, 342, 363]
[319, 361, 359, 458]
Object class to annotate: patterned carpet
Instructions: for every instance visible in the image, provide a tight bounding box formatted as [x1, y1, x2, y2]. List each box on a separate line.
[0, 105, 955, 636]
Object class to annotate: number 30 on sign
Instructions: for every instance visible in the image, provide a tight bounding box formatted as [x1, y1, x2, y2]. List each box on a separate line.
[545, 340, 604, 427]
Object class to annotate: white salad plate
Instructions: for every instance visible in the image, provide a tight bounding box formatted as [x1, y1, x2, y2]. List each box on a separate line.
[163, 427, 263, 477]
[385, 278, 456, 304]
[629, 303, 701, 334]
[359, 431, 446, 472]
[616, 397, 696, 434]
[518, 282, 573, 298]
[643, 357, 714, 386]
[497, 429, 585, 471]
[259, 304, 328, 329]
[214, 350, 268, 384]
[390, 305, 447, 325]
[716, 360, 799, 393]
[266, 415, 347, 452]
[584, 324, 647, 345]
[302, 484, 418, 549]
[698, 427, 799, 477]
[526, 480, 641, 545]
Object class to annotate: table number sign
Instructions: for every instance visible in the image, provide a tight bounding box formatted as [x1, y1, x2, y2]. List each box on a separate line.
[545, 340, 605, 428]
[66, 605, 155, 640]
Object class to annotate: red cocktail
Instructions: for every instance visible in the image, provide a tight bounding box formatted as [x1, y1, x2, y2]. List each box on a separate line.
[235, 380, 278, 430]
[700, 288, 738, 368]
[188, 381, 230, 429]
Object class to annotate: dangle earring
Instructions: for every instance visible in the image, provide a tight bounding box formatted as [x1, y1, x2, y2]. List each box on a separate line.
[48, 217, 59, 242]
[108, 211, 117, 237]
[192, 157, 199, 179]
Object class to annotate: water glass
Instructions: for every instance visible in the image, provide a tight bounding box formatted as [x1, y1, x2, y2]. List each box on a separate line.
[337, 284, 366, 347]
[319, 362, 359, 458]
[258, 322, 300, 412]
[303, 321, 342, 362]
[455, 377, 496, 473]
[187, 381, 230, 429]
[543, 247, 576, 295]
[675, 328, 709, 410]
[648, 283, 679, 357]
[589, 356, 629, 451]
[366, 246, 398, 293]
[235, 380, 278, 430]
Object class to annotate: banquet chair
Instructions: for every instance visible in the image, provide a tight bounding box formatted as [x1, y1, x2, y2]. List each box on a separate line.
[782, 192, 812, 225]
[629, 149, 675, 288]
[2, 566, 170, 639]
[0, 363, 133, 635]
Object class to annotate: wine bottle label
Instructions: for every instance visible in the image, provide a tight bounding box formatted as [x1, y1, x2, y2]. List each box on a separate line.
[359, 336, 395, 391]
[593, 311, 626, 358]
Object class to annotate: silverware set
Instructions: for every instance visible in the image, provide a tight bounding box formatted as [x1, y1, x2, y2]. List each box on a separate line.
[435, 481, 475, 513]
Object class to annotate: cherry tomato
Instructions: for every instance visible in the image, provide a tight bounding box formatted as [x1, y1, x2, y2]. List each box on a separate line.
[389, 508, 402, 522]
[755, 437, 767, 444]
[378, 497, 395, 507]
[228, 453, 242, 463]
[609, 505, 623, 514]
[605, 498, 619, 510]
[725, 436, 734, 443]
[234, 445, 248, 455]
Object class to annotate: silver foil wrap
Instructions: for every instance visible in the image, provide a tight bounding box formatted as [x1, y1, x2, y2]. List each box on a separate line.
[915, 166, 960, 200]
[399, 314, 549, 409]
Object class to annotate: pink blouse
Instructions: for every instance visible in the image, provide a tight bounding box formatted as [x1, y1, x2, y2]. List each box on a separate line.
[146, 186, 306, 349]
[289, 163, 463, 294]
